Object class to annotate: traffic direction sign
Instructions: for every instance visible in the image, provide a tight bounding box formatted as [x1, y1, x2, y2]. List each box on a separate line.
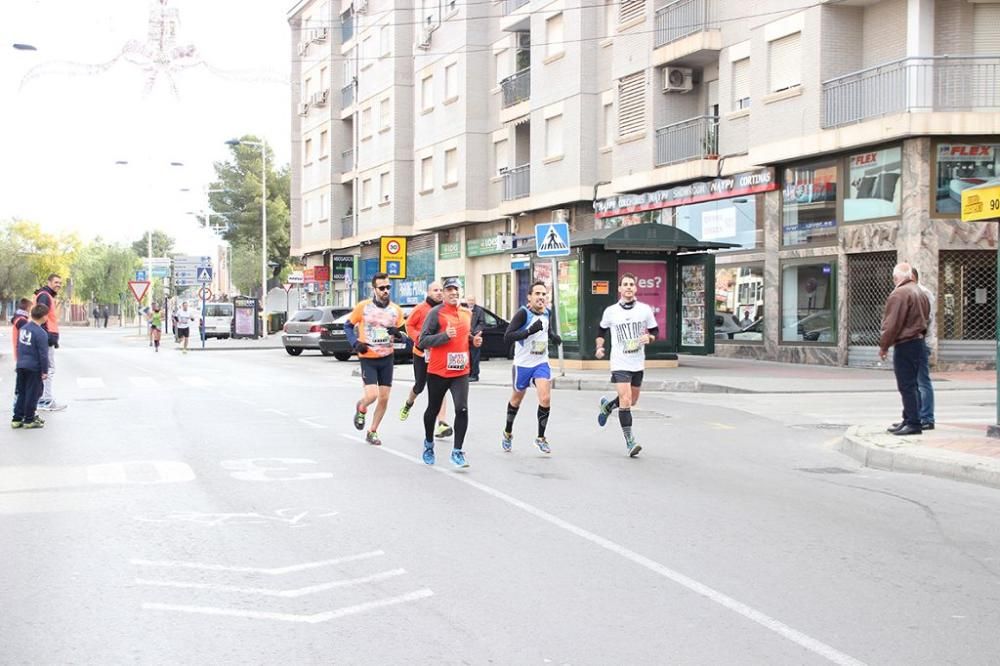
[128, 280, 150, 303]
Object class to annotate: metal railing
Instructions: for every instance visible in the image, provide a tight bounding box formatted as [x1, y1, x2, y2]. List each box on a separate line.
[654, 0, 717, 48]
[500, 68, 530, 108]
[502, 164, 530, 200]
[340, 215, 354, 239]
[504, 0, 529, 14]
[655, 115, 718, 166]
[341, 82, 354, 108]
[342, 149, 354, 172]
[822, 56, 1000, 128]
[341, 13, 354, 43]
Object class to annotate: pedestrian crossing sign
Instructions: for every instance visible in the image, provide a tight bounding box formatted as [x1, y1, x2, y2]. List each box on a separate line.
[535, 222, 570, 257]
[197, 267, 213, 283]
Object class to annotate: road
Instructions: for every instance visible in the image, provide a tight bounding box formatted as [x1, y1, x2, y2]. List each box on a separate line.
[2, 328, 999, 665]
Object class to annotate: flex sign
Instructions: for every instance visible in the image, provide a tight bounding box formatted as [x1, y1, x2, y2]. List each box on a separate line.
[938, 144, 994, 161]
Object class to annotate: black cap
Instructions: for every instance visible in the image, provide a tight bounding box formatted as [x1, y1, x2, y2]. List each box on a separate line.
[442, 277, 461, 290]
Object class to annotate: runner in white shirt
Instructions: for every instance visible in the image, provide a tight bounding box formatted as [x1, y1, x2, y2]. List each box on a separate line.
[594, 273, 659, 457]
[174, 301, 197, 353]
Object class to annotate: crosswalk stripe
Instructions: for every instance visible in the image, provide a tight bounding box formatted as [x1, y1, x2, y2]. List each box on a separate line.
[129, 376, 158, 388]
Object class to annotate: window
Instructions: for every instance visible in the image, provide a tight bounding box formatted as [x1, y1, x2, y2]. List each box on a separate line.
[482, 273, 512, 320]
[361, 106, 372, 137]
[545, 114, 563, 158]
[304, 138, 313, 164]
[421, 74, 434, 111]
[495, 49, 511, 85]
[602, 102, 614, 148]
[319, 130, 328, 157]
[361, 178, 372, 209]
[319, 193, 328, 221]
[619, 0, 645, 24]
[379, 171, 391, 203]
[845, 146, 902, 222]
[782, 161, 837, 246]
[974, 2, 1000, 54]
[780, 261, 836, 344]
[444, 63, 458, 100]
[445, 148, 458, 184]
[617, 71, 646, 137]
[361, 36, 373, 69]
[303, 198, 312, 224]
[320, 66, 328, 90]
[715, 265, 764, 342]
[380, 24, 391, 56]
[768, 32, 801, 93]
[676, 196, 761, 250]
[934, 142, 1000, 214]
[304, 77, 312, 98]
[731, 58, 750, 110]
[546, 13, 564, 58]
[494, 139, 509, 175]
[379, 97, 391, 130]
[420, 156, 433, 191]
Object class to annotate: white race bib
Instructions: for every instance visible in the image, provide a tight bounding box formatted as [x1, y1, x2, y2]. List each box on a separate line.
[446, 352, 468, 370]
[530, 339, 547, 354]
[369, 326, 390, 344]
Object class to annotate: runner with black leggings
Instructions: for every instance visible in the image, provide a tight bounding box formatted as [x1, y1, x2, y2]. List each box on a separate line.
[398, 281, 451, 437]
[418, 278, 482, 468]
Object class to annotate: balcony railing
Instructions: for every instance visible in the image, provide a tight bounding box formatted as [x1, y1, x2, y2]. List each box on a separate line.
[342, 149, 354, 173]
[500, 68, 530, 108]
[504, 0, 529, 15]
[340, 215, 354, 239]
[341, 14, 354, 43]
[502, 164, 530, 201]
[655, 115, 718, 166]
[341, 83, 354, 108]
[822, 56, 1000, 128]
[654, 0, 717, 48]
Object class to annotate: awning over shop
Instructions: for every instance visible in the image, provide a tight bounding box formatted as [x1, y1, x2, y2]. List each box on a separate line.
[568, 223, 738, 252]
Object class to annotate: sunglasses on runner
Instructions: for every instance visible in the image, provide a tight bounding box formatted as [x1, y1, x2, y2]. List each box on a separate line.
[375, 285, 391, 291]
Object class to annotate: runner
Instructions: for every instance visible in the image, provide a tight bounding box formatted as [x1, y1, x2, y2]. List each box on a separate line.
[418, 277, 482, 467]
[500, 280, 562, 454]
[594, 273, 659, 457]
[174, 301, 196, 353]
[344, 272, 407, 446]
[398, 281, 452, 437]
[148, 304, 163, 352]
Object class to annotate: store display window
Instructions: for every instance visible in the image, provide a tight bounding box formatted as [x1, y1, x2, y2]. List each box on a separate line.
[715, 264, 764, 342]
[782, 162, 838, 246]
[845, 146, 902, 222]
[676, 196, 761, 250]
[934, 142, 1000, 215]
[780, 261, 836, 344]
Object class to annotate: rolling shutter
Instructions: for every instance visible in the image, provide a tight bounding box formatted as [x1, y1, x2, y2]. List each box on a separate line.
[617, 71, 646, 137]
[619, 0, 645, 24]
[974, 3, 1000, 54]
[768, 32, 801, 93]
[731, 58, 750, 110]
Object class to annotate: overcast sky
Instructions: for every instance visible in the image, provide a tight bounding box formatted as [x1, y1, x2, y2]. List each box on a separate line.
[0, 0, 292, 254]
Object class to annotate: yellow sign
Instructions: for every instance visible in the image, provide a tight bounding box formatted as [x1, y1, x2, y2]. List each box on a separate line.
[379, 236, 407, 278]
[961, 182, 1000, 222]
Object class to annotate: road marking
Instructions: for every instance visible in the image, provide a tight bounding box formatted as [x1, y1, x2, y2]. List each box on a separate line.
[220, 458, 334, 482]
[706, 421, 736, 430]
[131, 550, 384, 575]
[129, 376, 158, 388]
[86, 461, 195, 485]
[299, 417, 327, 429]
[342, 433, 867, 666]
[77, 377, 105, 388]
[264, 408, 289, 417]
[136, 568, 407, 597]
[142, 588, 434, 624]
[133, 508, 338, 527]
[178, 376, 211, 387]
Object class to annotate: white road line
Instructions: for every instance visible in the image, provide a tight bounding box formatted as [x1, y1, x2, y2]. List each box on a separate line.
[129, 376, 158, 388]
[342, 433, 867, 666]
[77, 377, 105, 389]
[130, 550, 384, 575]
[178, 376, 211, 387]
[263, 408, 289, 417]
[299, 417, 327, 429]
[142, 588, 434, 624]
[135, 568, 407, 597]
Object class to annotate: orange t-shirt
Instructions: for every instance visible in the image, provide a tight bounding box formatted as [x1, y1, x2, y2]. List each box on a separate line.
[348, 299, 405, 359]
[419, 303, 472, 378]
[405, 300, 433, 358]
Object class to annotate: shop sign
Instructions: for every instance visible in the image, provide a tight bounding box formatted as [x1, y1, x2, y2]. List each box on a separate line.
[511, 255, 530, 271]
[303, 267, 314, 282]
[331, 255, 353, 280]
[591, 280, 609, 295]
[938, 144, 994, 161]
[595, 168, 776, 219]
[961, 182, 1000, 222]
[466, 236, 507, 257]
[439, 241, 462, 260]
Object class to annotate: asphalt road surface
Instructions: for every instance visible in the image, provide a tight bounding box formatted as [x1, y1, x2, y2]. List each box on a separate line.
[2, 328, 999, 665]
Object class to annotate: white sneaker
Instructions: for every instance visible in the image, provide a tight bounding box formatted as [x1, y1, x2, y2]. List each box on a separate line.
[38, 402, 67, 412]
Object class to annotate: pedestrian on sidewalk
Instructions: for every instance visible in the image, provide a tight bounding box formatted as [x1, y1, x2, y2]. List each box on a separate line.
[102, 305, 110, 328]
[33, 274, 66, 412]
[398, 281, 452, 437]
[91, 305, 100, 328]
[465, 295, 486, 381]
[880, 262, 931, 436]
[912, 267, 936, 430]
[500, 280, 561, 454]
[12, 304, 50, 430]
[345, 272, 407, 447]
[594, 273, 659, 457]
[418, 277, 482, 467]
[174, 302, 196, 353]
[9, 298, 32, 410]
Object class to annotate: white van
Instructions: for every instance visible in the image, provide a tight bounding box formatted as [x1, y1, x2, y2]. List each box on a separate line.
[201, 302, 234, 339]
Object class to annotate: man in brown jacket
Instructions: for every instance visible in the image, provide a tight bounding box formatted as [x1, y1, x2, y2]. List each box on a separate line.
[879, 262, 931, 436]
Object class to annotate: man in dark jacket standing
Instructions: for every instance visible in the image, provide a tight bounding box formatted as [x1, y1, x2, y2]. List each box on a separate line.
[33, 274, 66, 411]
[879, 262, 931, 436]
[465, 295, 486, 381]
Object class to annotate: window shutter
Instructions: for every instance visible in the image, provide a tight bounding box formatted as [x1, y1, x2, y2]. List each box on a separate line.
[731, 58, 750, 109]
[974, 3, 1000, 54]
[619, 0, 645, 24]
[768, 32, 801, 92]
[617, 71, 646, 137]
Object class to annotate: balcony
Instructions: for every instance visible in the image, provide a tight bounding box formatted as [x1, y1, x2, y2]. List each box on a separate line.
[342, 149, 354, 173]
[655, 115, 718, 166]
[501, 69, 530, 108]
[341, 83, 355, 108]
[340, 215, 354, 239]
[653, 0, 720, 66]
[504, 0, 529, 14]
[822, 56, 1000, 129]
[502, 165, 530, 201]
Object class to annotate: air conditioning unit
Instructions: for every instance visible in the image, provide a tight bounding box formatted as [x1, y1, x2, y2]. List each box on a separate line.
[663, 67, 693, 93]
[298, 102, 310, 116]
[310, 27, 329, 43]
[416, 26, 433, 50]
[356, 0, 369, 14]
[311, 89, 329, 106]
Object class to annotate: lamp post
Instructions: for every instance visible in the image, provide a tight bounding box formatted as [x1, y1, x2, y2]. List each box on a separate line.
[225, 138, 268, 336]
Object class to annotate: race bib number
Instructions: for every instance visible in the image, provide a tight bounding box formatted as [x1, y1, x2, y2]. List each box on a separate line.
[446, 352, 468, 370]
[530, 339, 547, 354]
[623, 338, 642, 354]
[369, 326, 390, 344]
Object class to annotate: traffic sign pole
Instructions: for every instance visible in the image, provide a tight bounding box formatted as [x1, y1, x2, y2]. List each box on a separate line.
[535, 221, 571, 377]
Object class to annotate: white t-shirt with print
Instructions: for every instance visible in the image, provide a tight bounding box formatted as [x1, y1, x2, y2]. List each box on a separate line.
[600, 300, 657, 372]
[176, 308, 197, 329]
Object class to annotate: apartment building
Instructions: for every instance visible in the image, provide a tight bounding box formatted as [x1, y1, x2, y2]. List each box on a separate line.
[290, 0, 1000, 367]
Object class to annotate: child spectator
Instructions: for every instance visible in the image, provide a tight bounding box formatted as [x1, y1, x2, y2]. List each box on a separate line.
[12, 304, 50, 429]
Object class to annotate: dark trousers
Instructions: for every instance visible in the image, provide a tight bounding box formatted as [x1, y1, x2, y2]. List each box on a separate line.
[469, 347, 481, 379]
[424, 374, 469, 448]
[13, 369, 43, 423]
[893, 338, 924, 428]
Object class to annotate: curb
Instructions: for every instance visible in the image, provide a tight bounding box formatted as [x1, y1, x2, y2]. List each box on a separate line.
[838, 426, 1000, 490]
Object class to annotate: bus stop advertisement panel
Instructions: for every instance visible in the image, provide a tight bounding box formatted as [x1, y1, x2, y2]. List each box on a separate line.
[233, 296, 260, 339]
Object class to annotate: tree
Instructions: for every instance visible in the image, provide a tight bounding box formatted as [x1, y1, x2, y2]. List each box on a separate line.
[208, 136, 291, 280]
[131, 230, 175, 259]
[229, 240, 261, 297]
[0, 221, 38, 308]
[1, 219, 80, 298]
[71, 239, 139, 306]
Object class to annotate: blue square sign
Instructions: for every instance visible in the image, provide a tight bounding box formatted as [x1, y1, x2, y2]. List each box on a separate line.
[535, 222, 570, 257]
[386, 260, 401, 277]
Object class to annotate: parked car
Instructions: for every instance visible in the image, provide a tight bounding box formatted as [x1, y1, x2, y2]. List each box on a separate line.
[714, 312, 743, 340]
[201, 302, 234, 339]
[282, 307, 351, 356]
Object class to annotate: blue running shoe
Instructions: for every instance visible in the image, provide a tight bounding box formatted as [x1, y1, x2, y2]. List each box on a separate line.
[501, 431, 513, 452]
[534, 436, 551, 454]
[450, 449, 469, 468]
[422, 440, 435, 465]
[598, 396, 611, 427]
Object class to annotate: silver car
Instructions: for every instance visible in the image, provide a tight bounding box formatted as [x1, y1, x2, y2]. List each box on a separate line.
[282, 307, 351, 356]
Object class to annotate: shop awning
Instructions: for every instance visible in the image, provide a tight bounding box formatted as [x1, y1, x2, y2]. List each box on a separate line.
[569, 223, 739, 252]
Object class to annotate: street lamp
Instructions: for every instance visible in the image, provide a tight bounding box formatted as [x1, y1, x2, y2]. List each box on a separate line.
[225, 138, 268, 334]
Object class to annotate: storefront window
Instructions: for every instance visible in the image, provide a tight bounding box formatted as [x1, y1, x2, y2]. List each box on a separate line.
[598, 208, 667, 229]
[934, 142, 1000, 214]
[482, 272, 511, 320]
[556, 260, 579, 341]
[780, 261, 836, 343]
[676, 196, 760, 250]
[715, 264, 763, 342]
[782, 162, 837, 246]
[845, 146, 902, 222]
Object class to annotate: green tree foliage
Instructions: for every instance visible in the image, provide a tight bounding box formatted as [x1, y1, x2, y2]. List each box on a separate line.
[0, 219, 80, 301]
[0, 221, 38, 307]
[229, 241, 262, 297]
[131, 230, 175, 259]
[71, 239, 140, 305]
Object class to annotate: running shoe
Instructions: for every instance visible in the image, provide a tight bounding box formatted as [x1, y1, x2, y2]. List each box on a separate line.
[501, 431, 513, 452]
[38, 402, 66, 412]
[353, 402, 366, 430]
[422, 440, 435, 465]
[597, 397, 612, 427]
[22, 420, 44, 429]
[365, 431, 382, 446]
[399, 401, 412, 421]
[10, 420, 22, 429]
[534, 436, 551, 454]
[435, 421, 453, 438]
[625, 435, 642, 458]
[450, 449, 469, 468]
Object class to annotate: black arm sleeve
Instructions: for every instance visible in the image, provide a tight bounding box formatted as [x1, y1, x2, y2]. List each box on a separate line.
[503, 308, 531, 345]
[419, 305, 451, 349]
[597, 326, 610, 339]
[647, 326, 659, 341]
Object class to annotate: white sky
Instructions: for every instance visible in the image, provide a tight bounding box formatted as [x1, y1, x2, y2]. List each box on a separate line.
[0, 0, 292, 255]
